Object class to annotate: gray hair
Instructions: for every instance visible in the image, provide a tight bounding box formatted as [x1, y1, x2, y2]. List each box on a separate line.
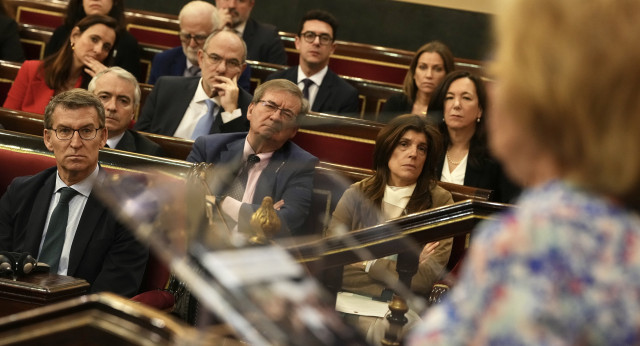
[252, 79, 310, 120]
[44, 89, 105, 129]
[88, 66, 141, 107]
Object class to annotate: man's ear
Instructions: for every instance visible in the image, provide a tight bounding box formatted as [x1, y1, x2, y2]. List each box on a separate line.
[294, 35, 301, 50]
[43, 129, 54, 152]
[288, 126, 298, 139]
[197, 49, 204, 67]
[100, 127, 108, 147]
[246, 102, 255, 122]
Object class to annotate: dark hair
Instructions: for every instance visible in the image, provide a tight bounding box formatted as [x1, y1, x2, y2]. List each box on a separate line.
[40, 15, 117, 91]
[361, 114, 443, 213]
[428, 70, 488, 168]
[63, 0, 126, 30]
[44, 88, 106, 129]
[298, 9, 338, 40]
[404, 41, 455, 104]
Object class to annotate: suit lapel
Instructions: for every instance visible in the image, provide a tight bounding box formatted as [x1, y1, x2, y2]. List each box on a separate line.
[311, 71, 335, 112]
[115, 130, 136, 152]
[253, 145, 288, 203]
[66, 192, 105, 276]
[24, 173, 56, 256]
[219, 137, 245, 165]
[166, 78, 200, 134]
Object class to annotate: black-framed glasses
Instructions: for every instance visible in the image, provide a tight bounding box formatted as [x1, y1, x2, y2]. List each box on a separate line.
[257, 100, 297, 121]
[202, 51, 243, 69]
[300, 31, 333, 45]
[179, 32, 209, 45]
[49, 127, 102, 140]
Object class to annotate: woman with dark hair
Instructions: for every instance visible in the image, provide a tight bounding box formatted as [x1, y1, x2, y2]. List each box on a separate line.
[378, 41, 455, 123]
[3, 15, 117, 114]
[44, 0, 141, 79]
[328, 114, 454, 343]
[0, 0, 25, 62]
[428, 70, 520, 203]
[329, 114, 454, 296]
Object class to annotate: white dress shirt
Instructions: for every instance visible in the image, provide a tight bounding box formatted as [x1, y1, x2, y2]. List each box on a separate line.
[440, 153, 468, 185]
[173, 78, 243, 139]
[297, 65, 328, 109]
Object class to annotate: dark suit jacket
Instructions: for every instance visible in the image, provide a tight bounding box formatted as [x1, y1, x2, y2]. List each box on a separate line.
[146, 46, 252, 91]
[134, 76, 252, 137]
[0, 167, 148, 297]
[243, 18, 287, 65]
[266, 66, 360, 116]
[114, 129, 164, 157]
[436, 149, 521, 204]
[187, 132, 319, 236]
[46, 25, 142, 80]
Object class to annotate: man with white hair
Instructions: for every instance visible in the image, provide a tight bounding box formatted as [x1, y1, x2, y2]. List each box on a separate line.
[89, 67, 163, 156]
[147, 1, 250, 91]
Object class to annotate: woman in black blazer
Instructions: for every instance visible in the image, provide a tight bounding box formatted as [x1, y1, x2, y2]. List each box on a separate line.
[428, 70, 521, 203]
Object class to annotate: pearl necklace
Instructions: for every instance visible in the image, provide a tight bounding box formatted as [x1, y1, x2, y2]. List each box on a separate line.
[446, 151, 461, 165]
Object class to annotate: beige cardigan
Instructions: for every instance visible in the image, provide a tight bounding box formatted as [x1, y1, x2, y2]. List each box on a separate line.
[328, 180, 454, 297]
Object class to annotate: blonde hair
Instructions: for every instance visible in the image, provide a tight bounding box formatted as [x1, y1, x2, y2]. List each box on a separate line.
[493, 0, 640, 208]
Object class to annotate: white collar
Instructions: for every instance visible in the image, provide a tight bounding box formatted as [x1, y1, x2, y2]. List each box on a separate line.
[297, 65, 328, 86]
[55, 165, 100, 197]
[383, 183, 416, 209]
[106, 131, 125, 149]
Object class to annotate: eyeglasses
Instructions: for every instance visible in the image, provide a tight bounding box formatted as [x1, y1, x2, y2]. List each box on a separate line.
[179, 33, 209, 45]
[257, 100, 297, 121]
[300, 31, 333, 45]
[49, 126, 102, 140]
[202, 51, 243, 70]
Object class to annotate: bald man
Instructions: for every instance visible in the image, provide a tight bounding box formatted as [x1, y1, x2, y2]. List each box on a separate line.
[136, 30, 252, 139]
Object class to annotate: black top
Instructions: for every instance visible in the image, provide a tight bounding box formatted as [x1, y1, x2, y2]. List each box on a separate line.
[379, 92, 412, 123]
[45, 25, 142, 80]
[0, 15, 25, 62]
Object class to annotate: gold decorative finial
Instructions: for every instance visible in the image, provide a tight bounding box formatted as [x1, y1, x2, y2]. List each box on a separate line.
[249, 196, 281, 244]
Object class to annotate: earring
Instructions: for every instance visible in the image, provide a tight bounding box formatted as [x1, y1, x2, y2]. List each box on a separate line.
[71, 42, 75, 50]
[476, 117, 481, 123]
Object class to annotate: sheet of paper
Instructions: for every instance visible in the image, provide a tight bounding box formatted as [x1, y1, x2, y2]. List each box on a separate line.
[335, 292, 390, 317]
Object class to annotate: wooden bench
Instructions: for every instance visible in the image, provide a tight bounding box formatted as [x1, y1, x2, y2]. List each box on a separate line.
[280, 32, 486, 85]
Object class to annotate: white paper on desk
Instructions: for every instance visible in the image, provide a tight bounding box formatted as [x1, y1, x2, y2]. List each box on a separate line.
[335, 292, 390, 317]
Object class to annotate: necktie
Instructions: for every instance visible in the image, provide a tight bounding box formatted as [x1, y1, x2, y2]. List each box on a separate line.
[186, 65, 201, 77]
[227, 154, 261, 201]
[191, 99, 216, 140]
[39, 187, 78, 272]
[301, 78, 314, 100]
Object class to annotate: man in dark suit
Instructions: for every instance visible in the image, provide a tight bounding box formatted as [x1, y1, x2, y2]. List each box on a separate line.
[88, 67, 163, 156]
[136, 30, 252, 140]
[187, 79, 318, 237]
[147, 1, 251, 91]
[0, 89, 148, 297]
[216, 0, 286, 65]
[266, 10, 359, 116]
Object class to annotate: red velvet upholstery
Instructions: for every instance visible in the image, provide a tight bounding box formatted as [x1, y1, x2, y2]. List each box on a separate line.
[292, 130, 375, 169]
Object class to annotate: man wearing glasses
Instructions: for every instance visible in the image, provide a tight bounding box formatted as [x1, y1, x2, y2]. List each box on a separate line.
[187, 79, 318, 238]
[136, 30, 253, 140]
[146, 1, 251, 91]
[0, 89, 148, 297]
[266, 10, 358, 116]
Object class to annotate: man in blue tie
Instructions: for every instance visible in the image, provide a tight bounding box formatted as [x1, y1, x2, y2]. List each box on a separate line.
[187, 79, 318, 237]
[0, 89, 148, 297]
[136, 29, 253, 140]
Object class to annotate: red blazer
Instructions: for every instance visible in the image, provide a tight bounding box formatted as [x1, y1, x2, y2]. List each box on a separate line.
[3, 60, 81, 114]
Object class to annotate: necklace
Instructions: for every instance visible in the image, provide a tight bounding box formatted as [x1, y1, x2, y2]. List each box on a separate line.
[446, 151, 461, 165]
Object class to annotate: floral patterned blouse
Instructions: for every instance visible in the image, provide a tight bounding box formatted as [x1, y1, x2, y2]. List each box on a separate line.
[408, 180, 640, 345]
